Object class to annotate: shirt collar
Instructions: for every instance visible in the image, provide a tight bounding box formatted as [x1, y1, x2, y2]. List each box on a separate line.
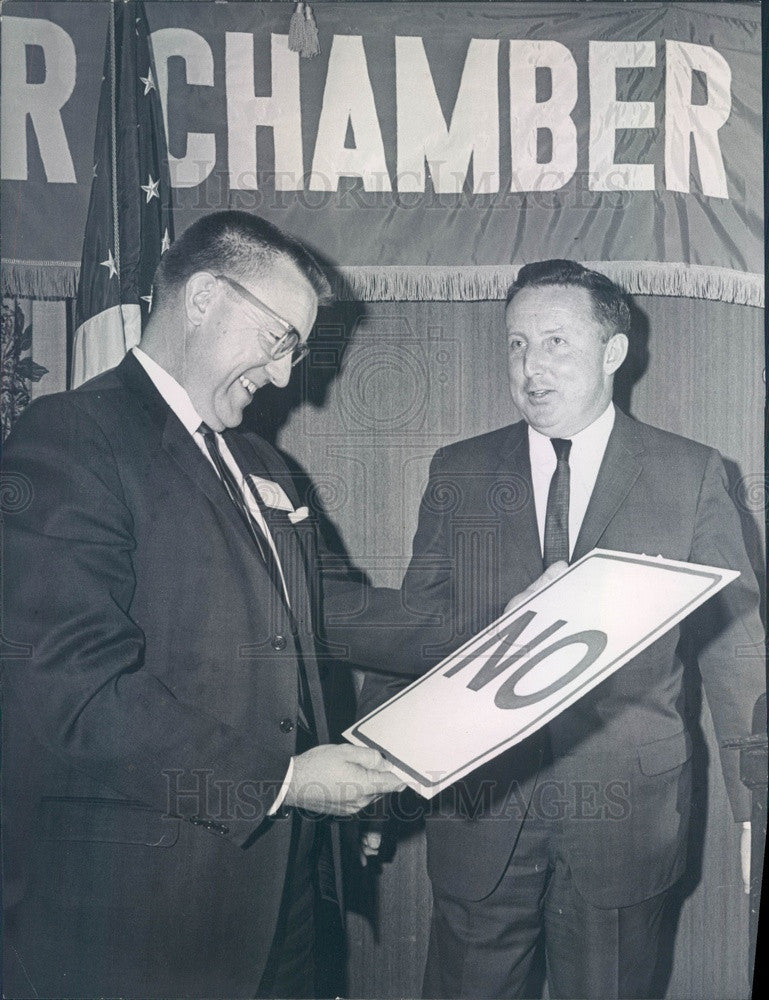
[132, 347, 204, 438]
[528, 402, 615, 466]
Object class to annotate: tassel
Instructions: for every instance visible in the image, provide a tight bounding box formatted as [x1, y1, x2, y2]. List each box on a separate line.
[302, 3, 320, 58]
[288, 2, 306, 53]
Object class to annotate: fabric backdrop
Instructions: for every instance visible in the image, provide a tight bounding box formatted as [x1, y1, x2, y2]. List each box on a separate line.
[1, 1, 763, 304]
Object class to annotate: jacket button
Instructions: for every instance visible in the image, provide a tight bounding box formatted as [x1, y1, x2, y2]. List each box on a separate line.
[279, 718, 295, 733]
[271, 634, 288, 651]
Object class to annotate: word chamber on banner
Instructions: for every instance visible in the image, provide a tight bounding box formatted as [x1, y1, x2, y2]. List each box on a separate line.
[3, 18, 731, 198]
[146, 33, 731, 198]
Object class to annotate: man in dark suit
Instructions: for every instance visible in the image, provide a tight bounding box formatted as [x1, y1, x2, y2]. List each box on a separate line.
[1, 211, 408, 998]
[361, 260, 764, 999]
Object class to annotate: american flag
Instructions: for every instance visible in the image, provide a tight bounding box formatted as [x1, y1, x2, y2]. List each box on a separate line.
[72, 0, 173, 387]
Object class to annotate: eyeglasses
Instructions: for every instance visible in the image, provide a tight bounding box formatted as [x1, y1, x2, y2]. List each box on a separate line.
[215, 274, 309, 367]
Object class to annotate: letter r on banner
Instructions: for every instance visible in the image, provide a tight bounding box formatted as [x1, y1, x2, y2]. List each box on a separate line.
[1, 17, 76, 182]
[665, 41, 731, 199]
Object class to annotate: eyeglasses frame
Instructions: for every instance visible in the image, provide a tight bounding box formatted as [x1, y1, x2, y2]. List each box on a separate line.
[214, 274, 309, 367]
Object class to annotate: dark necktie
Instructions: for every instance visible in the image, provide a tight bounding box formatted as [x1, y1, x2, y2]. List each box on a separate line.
[543, 437, 572, 568]
[198, 423, 315, 738]
[198, 422, 272, 565]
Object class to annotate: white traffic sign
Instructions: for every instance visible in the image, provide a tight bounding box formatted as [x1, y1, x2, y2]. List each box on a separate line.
[345, 549, 739, 798]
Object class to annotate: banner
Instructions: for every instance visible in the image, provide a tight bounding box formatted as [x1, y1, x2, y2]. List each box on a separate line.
[1, 2, 763, 303]
[345, 550, 740, 798]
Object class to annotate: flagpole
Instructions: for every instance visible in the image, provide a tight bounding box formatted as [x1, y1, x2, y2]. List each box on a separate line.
[109, 0, 121, 284]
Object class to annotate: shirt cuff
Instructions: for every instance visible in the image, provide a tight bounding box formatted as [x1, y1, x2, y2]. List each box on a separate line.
[268, 757, 294, 815]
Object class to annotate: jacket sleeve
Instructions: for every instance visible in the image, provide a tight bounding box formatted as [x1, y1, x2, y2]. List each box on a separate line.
[2, 397, 288, 847]
[321, 446, 470, 681]
[686, 448, 766, 822]
[322, 445, 491, 725]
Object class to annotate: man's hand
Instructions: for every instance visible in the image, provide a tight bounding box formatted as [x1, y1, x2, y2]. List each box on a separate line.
[283, 744, 406, 816]
[504, 560, 569, 615]
[740, 821, 751, 894]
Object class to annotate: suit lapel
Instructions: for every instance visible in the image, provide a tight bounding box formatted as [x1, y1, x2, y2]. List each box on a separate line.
[116, 353, 327, 737]
[116, 353, 284, 583]
[572, 409, 644, 561]
[161, 414, 262, 549]
[227, 435, 328, 739]
[225, 433, 302, 533]
[225, 434, 317, 643]
[495, 424, 544, 584]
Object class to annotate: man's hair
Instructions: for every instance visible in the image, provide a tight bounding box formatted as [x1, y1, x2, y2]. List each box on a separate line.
[153, 210, 333, 309]
[505, 259, 631, 342]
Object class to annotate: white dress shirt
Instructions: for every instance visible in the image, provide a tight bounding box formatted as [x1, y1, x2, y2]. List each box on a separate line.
[528, 402, 615, 560]
[132, 347, 294, 809]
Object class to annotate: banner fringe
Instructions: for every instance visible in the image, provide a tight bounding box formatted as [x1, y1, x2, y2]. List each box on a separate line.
[2, 261, 763, 308]
[2, 262, 80, 300]
[587, 261, 764, 308]
[333, 262, 764, 307]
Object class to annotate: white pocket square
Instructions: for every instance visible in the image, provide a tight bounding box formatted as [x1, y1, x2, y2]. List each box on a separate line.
[288, 506, 310, 524]
[249, 475, 294, 512]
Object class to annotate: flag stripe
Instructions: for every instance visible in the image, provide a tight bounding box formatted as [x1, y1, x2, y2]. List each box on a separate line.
[71, 305, 141, 388]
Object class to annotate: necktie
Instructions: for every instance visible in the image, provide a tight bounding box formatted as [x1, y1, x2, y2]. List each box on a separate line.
[543, 437, 572, 567]
[198, 423, 315, 738]
[198, 422, 272, 564]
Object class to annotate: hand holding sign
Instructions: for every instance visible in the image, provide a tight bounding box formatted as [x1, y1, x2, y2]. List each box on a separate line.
[504, 560, 569, 615]
[345, 550, 738, 798]
[285, 744, 407, 816]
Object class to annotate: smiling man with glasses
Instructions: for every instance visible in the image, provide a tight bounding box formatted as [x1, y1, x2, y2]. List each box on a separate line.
[1, 210, 414, 999]
[133, 226, 323, 436]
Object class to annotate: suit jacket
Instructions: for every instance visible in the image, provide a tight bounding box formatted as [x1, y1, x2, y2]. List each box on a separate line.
[2, 353, 353, 998]
[360, 409, 765, 908]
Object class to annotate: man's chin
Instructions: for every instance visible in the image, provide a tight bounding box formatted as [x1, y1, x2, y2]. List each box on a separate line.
[520, 407, 562, 436]
[210, 407, 245, 431]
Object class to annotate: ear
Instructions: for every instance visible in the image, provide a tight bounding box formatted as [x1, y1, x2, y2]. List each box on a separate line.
[603, 333, 628, 375]
[185, 272, 218, 325]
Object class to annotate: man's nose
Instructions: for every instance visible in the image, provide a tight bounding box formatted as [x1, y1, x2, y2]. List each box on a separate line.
[522, 345, 544, 378]
[265, 354, 293, 389]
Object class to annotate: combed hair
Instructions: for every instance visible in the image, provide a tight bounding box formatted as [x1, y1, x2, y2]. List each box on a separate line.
[506, 260, 631, 342]
[153, 211, 333, 309]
